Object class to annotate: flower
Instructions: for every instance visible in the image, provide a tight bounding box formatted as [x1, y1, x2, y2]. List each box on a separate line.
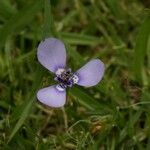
[37, 38, 105, 108]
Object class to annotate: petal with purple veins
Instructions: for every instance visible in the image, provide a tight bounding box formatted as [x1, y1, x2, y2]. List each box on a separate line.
[37, 85, 66, 108]
[75, 59, 105, 87]
[37, 38, 66, 73]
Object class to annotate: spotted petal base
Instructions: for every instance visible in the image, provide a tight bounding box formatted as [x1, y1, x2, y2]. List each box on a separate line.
[55, 68, 79, 91]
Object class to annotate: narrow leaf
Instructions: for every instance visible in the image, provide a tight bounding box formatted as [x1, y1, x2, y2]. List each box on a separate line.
[8, 97, 34, 143]
[0, 0, 43, 49]
[133, 16, 150, 85]
[43, 0, 56, 38]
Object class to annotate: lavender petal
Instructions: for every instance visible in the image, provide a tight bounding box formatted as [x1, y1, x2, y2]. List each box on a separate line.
[75, 59, 105, 87]
[37, 38, 66, 73]
[37, 85, 66, 108]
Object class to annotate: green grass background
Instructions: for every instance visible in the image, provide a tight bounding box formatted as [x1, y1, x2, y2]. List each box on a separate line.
[0, 0, 150, 149]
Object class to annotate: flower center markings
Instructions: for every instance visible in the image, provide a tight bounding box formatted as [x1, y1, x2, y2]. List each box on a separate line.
[55, 68, 79, 91]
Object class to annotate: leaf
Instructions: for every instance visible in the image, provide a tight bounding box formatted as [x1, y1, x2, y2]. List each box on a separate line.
[43, 0, 56, 38]
[61, 32, 103, 46]
[69, 86, 111, 113]
[133, 16, 150, 85]
[105, 0, 122, 18]
[69, 87, 95, 110]
[8, 97, 35, 143]
[0, 0, 43, 49]
[0, 0, 16, 21]
[8, 65, 44, 143]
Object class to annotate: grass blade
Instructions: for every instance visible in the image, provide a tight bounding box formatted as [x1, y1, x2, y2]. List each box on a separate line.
[133, 16, 150, 85]
[43, 0, 56, 38]
[8, 97, 34, 143]
[0, 0, 43, 49]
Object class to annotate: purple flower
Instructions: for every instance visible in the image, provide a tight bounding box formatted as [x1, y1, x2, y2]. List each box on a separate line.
[37, 38, 105, 108]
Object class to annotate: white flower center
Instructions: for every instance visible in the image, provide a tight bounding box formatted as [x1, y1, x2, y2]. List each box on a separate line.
[72, 74, 79, 84]
[55, 68, 65, 75]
